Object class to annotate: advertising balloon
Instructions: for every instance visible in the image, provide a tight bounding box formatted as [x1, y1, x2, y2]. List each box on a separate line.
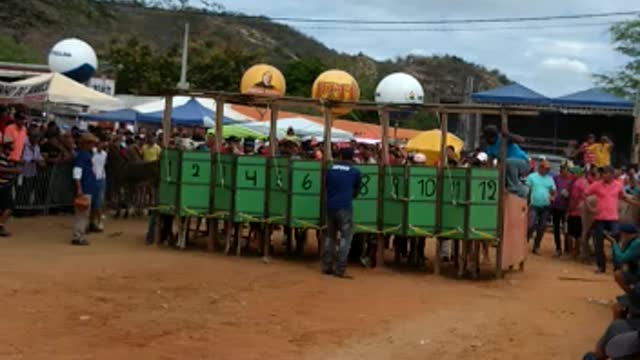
[311, 70, 360, 116]
[240, 64, 286, 97]
[375, 72, 424, 105]
[48, 38, 98, 83]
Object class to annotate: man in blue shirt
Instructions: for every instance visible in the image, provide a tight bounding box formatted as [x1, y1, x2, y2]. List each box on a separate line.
[322, 147, 362, 279]
[483, 125, 530, 198]
[71, 132, 98, 246]
[526, 160, 556, 255]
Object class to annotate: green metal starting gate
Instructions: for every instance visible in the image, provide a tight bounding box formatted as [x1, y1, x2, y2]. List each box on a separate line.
[157, 151, 501, 241]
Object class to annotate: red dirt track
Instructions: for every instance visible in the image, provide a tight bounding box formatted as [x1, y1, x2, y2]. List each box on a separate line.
[0, 216, 618, 359]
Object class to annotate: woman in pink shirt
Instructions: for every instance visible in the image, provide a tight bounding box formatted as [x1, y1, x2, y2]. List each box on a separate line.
[567, 167, 588, 258]
[586, 167, 640, 274]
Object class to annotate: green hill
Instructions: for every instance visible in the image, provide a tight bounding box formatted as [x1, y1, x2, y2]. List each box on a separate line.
[0, 0, 509, 102]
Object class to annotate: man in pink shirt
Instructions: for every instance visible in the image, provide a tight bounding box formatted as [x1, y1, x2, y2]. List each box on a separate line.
[586, 167, 640, 274]
[2, 112, 27, 162]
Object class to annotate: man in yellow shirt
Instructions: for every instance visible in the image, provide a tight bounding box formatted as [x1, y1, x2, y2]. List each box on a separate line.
[588, 136, 613, 169]
[141, 136, 161, 162]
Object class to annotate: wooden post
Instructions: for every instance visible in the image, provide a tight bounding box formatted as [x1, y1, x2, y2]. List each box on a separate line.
[207, 98, 224, 252]
[263, 104, 279, 260]
[319, 103, 332, 259]
[377, 110, 390, 267]
[434, 112, 448, 275]
[162, 95, 173, 148]
[495, 109, 509, 278]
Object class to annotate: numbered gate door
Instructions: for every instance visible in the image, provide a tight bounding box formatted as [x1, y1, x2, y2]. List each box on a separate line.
[406, 166, 437, 237]
[267, 157, 290, 225]
[157, 149, 179, 215]
[178, 151, 211, 216]
[440, 168, 467, 239]
[381, 165, 407, 235]
[288, 160, 322, 228]
[212, 153, 235, 220]
[467, 168, 499, 240]
[352, 164, 379, 234]
[233, 156, 267, 223]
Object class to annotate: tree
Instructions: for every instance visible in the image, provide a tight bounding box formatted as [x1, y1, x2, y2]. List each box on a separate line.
[188, 41, 263, 91]
[101, 37, 263, 94]
[101, 37, 180, 94]
[596, 17, 640, 99]
[283, 58, 328, 97]
[0, 35, 38, 63]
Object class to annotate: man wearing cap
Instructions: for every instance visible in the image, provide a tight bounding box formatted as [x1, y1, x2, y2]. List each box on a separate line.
[526, 160, 557, 254]
[322, 147, 362, 279]
[71, 133, 98, 246]
[587, 166, 640, 274]
[483, 125, 529, 197]
[0, 135, 21, 236]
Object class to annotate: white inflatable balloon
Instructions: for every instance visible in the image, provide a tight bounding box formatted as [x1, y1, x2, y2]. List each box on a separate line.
[375, 72, 424, 104]
[48, 38, 98, 83]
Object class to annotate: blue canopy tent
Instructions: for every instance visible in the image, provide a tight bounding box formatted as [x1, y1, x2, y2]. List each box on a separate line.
[471, 83, 550, 106]
[552, 88, 634, 109]
[135, 97, 240, 127]
[80, 108, 138, 122]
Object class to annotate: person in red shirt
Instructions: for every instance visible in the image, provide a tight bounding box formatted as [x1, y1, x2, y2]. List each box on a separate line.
[3, 112, 27, 162]
[586, 167, 640, 274]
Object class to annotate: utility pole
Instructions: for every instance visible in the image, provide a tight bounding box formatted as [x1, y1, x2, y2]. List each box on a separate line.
[632, 87, 640, 164]
[457, 76, 475, 149]
[177, 22, 190, 90]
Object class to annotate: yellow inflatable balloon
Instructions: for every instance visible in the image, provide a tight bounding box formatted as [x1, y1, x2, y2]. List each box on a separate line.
[311, 70, 360, 116]
[240, 64, 286, 97]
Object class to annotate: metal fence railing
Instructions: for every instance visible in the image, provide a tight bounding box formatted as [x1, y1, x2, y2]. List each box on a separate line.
[14, 163, 75, 213]
[13, 158, 159, 215]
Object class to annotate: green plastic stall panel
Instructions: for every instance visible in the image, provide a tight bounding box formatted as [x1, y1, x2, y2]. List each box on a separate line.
[289, 160, 322, 228]
[178, 151, 211, 216]
[267, 157, 290, 225]
[406, 166, 437, 237]
[212, 154, 235, 219]
[157, 149, 179, 214]
[381, 166, 406, 235]
[233, 156, 267, 223]
[468, 168, 499, 240]
[440, 168, 467, 239]
[353, 164, 379, 234]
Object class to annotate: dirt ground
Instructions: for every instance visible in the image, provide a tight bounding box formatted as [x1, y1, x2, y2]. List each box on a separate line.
[0, 216, 621, 359]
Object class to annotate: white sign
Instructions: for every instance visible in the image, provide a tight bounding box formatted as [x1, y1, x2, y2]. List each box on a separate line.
[88, 77, 116, 96]
[0, 79, 50, 103]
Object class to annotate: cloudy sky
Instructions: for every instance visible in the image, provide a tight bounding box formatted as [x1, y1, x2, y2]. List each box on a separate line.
[208, 0, 637, 97]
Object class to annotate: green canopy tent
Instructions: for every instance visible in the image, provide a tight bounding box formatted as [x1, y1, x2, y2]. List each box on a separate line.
[207, 124, 268, 140]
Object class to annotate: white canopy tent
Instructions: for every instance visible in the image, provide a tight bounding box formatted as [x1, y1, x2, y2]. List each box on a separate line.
[13, 73, 123, 111]
[132, 96, 253, 123]
[238, 117, 353, 142]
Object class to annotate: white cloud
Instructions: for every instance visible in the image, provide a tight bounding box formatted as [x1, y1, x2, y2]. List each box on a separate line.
[541, 57, 590, 73]
[210, 0, 638, 95]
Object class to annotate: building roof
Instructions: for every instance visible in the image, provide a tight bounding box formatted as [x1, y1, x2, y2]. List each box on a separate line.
[552, 87, 633, 109]
[471, 83, 550, 106]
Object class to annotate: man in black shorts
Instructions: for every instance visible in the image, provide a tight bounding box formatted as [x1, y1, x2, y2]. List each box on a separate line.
[0, 135, 21, 236]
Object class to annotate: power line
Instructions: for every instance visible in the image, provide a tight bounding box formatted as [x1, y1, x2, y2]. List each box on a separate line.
[293, 21, 618, 32]
[260, 10, 640, 25]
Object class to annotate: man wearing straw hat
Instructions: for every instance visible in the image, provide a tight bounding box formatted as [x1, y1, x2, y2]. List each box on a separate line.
[71, 132, 99, 246]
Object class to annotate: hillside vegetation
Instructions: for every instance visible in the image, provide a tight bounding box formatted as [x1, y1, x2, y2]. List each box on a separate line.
[0, 0, 509, 126]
